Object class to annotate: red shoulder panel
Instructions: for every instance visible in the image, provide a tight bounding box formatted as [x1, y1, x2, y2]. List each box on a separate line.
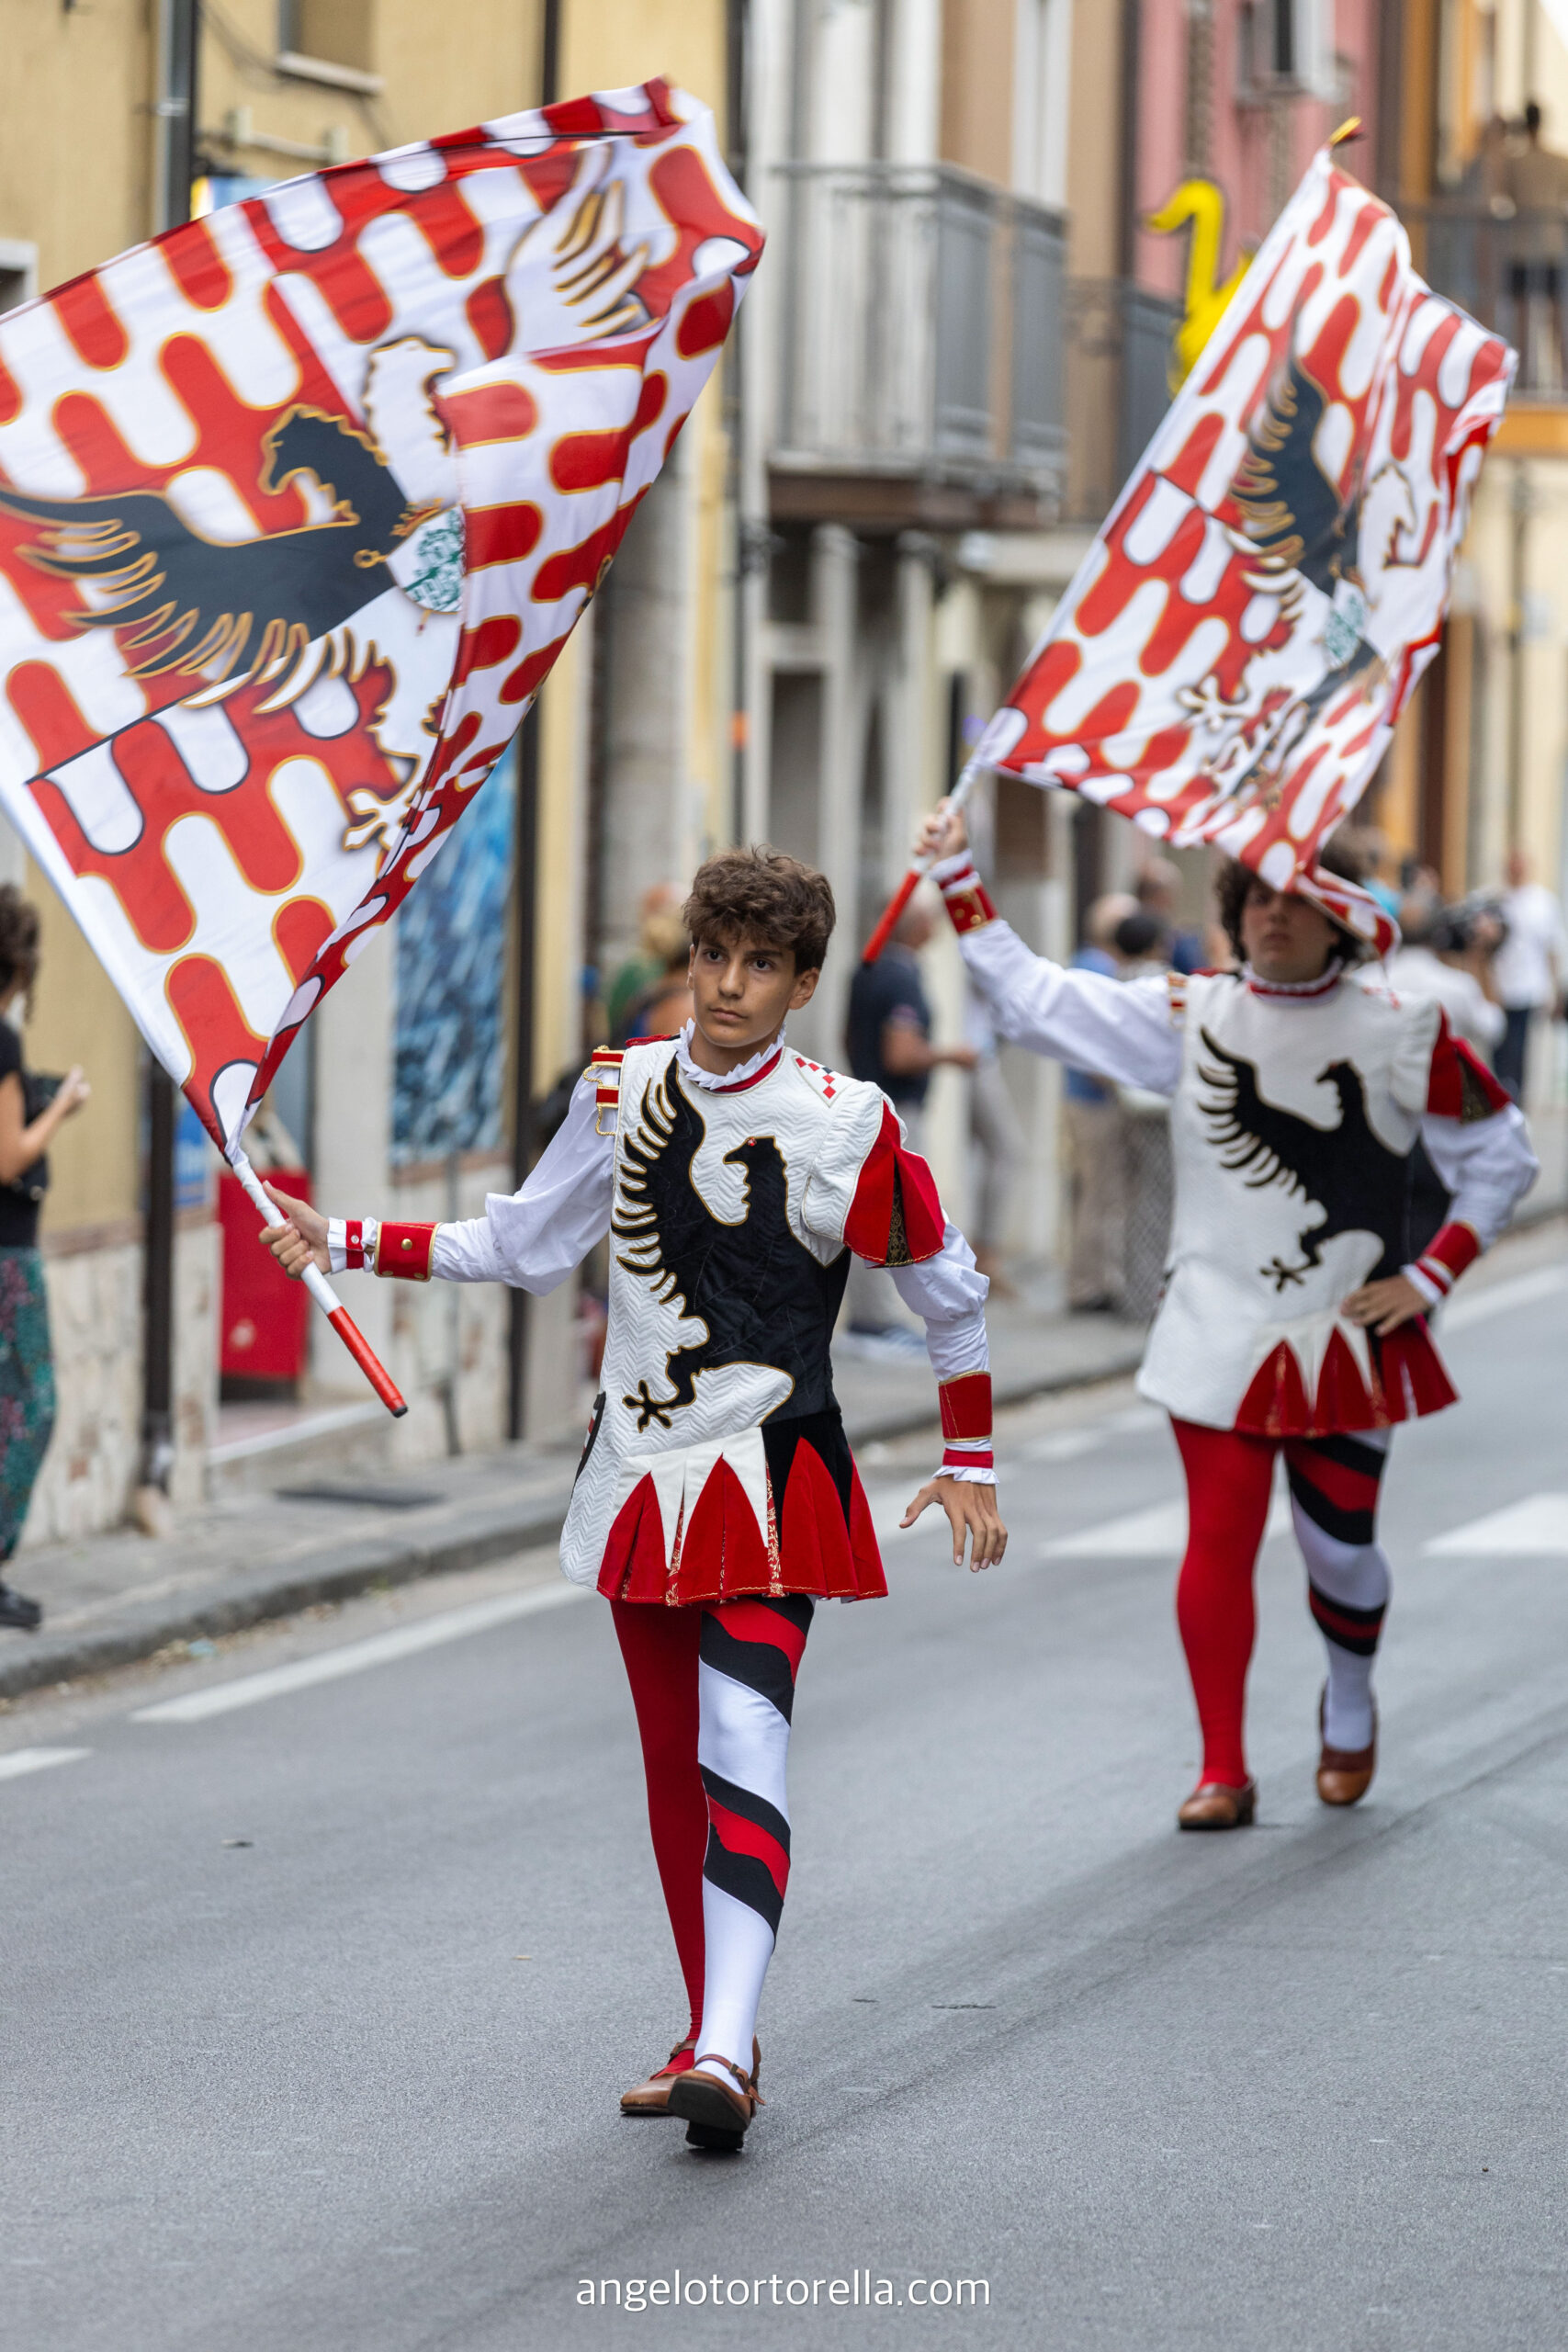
[842, 1102, 946, 1266]
[1427, 1012, 1511, 1120]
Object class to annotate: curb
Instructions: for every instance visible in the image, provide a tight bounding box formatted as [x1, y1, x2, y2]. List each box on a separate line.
[0, 1488, 573, 1703]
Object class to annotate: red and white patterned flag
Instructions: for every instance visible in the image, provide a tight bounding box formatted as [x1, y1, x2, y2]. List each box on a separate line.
[0, 81, 760, 1149]
[976, 145, 1513, 948]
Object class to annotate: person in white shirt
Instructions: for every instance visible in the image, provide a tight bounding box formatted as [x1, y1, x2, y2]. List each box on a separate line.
[1387, 909, 1506, 1059]
[1493, 849, 1567, 1101]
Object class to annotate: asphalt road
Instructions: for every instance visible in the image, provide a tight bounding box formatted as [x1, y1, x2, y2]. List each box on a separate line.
[6, 1238, 1568, 2351]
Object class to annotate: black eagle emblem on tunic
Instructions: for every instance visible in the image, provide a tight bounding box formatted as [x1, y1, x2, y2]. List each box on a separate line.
[0, 406, 437, 693]
[614, 1063, 842, 1434]
[1197, 1025, 1411, 1294]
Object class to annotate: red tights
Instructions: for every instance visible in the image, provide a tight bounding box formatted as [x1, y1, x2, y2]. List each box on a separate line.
[1172, 1419, 1279, 1790]
[610, 1600, 706, 2042]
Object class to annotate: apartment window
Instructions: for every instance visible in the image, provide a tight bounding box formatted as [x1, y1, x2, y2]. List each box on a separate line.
[277, 1, 378, 84]
[0, 241, 38, 315]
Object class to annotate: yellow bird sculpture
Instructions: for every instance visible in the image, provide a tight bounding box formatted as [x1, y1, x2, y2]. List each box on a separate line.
[1145, 177, 1253, 392]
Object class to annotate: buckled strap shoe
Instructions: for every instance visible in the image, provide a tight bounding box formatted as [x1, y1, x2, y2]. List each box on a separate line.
[620, 2034, 760, 2117]
[1317, 1689, 1376, 1807]
[666, 2051, 764, 2152]
[620, 2035, 697, 2115]
[1177, 1777, 1258, 1830]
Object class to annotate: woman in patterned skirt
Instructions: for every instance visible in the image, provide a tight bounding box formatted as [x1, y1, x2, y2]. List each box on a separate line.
[0, 887, 89, 1631]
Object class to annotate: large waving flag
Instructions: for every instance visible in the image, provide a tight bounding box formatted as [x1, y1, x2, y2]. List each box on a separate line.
[972, 142, 1512, 945]
[0, 80, 759, 1156]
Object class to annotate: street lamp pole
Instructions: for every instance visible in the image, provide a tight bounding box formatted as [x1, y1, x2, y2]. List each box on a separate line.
[140, 0, 198, 1516]
[506, 0, 560, 1443]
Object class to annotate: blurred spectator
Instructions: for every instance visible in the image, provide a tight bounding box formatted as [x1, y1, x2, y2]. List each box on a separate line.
[1388, 901, 1506, 1059]
[604, 885, 686, 1046]
[0, 887, 90, 1633]
[630, 942, 694, 1041]
[842, 888, 976, 1351]
[1063, 891, 1136, 1314]
[1339, 826, 1403, 922]
[1135, 857, 1203, 975]
[1112, 910, 1176, 1326]
[965, 989, 1024, 1290]
[1493, 848, 1567, 1101]
[1503, 101, 1568, 386]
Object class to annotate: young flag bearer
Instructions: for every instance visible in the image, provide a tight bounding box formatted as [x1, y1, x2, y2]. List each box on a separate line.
[262, 849, 1005, 2148]
[916, 800, 1533, 1829]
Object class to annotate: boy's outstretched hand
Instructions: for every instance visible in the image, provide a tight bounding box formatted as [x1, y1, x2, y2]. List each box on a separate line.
[900, 1477, 1008, 1571]
[258, 1183, 332, 1280]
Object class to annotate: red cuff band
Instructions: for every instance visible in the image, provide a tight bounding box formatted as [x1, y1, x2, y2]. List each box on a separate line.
[374, 1220, 436, 1281]
[1416, 1220, 1481, 1295]
[942, 1444, 994, 1472]
[344, 1218, 367, 1272]
[939, 1371, 992, 1442]
[938, 860, 998, 935]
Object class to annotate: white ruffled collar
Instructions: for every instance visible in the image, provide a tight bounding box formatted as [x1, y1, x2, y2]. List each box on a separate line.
[674, 1020, 786, 1091]
[1242, 958, 1345, 1001]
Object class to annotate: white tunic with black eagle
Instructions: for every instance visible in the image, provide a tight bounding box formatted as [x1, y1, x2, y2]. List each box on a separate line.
[330, 1026, 992, 1599]
[935, 864, 1538, 1439]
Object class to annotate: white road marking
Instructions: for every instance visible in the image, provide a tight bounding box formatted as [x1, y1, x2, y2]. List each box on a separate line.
[131, 1583, 589, 1724]
[1021, 1430, 1102, 1464]
[0, 1747, 90, 1781]
[1442, 1263, 1568, 1333]
[1039, 1493, 1292, 1558]
[1424, 1493, 1568, 1556]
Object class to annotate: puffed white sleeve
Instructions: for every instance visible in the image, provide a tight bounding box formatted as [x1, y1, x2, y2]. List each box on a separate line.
[890, 1225, 997, 1486]
[931, 853, 1183, 1092]
[1400, 1015, 1539, 1305]
[801, 1079, 996, 1483]
[324, 1074, 615, 1293]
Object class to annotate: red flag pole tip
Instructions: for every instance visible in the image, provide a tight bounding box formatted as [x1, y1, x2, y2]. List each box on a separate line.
[324, 1303, 409, 1418]
[861, 757, 987, 965]
[228, 1148, 408, 1418]
[1329, 117, 1363, 147]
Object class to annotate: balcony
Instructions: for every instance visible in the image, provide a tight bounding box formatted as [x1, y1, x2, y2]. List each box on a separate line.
[1405, 202, 1568, 401]
[767, 161, 1067, 529]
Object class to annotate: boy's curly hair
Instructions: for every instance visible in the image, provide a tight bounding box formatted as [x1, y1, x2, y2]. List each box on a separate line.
[0, 886, 39, 1012]
[1213, 836, 1374, 966]
[682, 846, 837, 973]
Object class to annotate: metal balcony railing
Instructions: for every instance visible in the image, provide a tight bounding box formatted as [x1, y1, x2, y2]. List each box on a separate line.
[769, 161, 1067, 492]
[1405, 203, 1568, 398]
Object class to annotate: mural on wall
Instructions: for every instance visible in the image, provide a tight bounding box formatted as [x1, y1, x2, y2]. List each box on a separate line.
[391, 748, 516, 1167]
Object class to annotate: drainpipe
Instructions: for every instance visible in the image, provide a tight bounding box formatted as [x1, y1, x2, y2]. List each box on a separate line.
[138, 0, 198, 1521]
[1506, 460, 1529, 857]
[505, 0, 559, 1443]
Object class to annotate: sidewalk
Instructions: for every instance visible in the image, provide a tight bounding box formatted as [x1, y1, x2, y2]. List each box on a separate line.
[0, 1274, 1144, 1704]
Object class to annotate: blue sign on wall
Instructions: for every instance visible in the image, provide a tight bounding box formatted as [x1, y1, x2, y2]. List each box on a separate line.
[175, 1096, 215, 1214]
[391, 747, 517, 1166]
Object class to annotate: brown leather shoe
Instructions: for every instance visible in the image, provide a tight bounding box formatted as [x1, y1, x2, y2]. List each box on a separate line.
[1177, 1777, 1258, 1830]
[620, 2034, 760, 2116]
[620, 2036, 696, 2115]
[1317, 1689, 1376, 1807]
[666, 2051, 765, 2151]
